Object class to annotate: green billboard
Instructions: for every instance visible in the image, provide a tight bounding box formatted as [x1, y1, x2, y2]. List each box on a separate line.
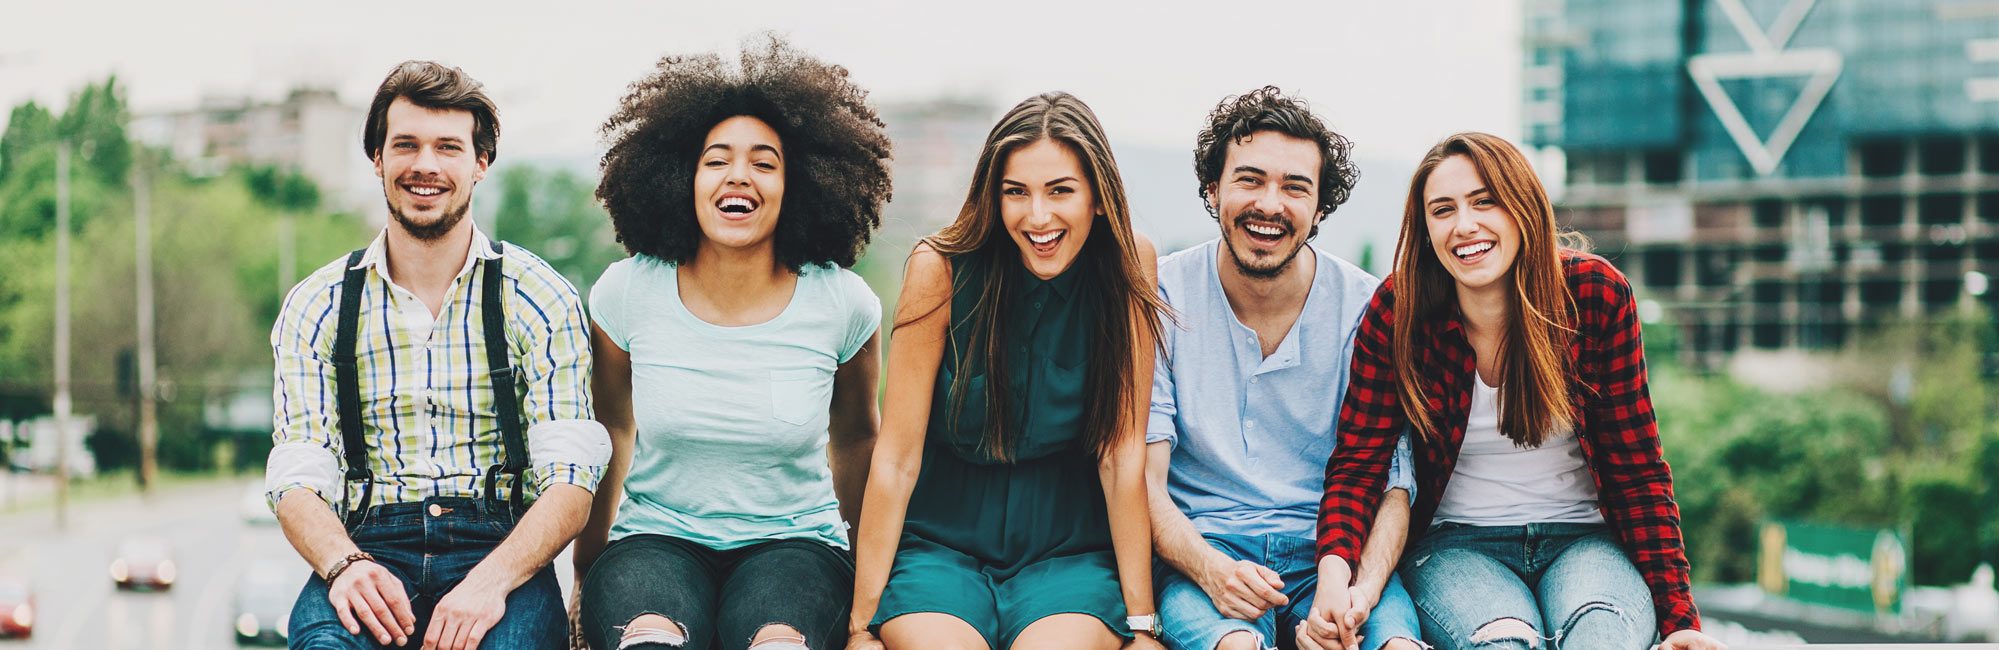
[1757, 520, 1909, 614]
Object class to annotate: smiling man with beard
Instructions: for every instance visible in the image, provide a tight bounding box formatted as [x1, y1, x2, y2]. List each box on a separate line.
[267, 61, 609, 650]
[1144, 87, 1424, 650]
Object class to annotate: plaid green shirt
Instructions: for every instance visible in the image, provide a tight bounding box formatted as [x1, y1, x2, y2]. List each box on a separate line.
[266, 227, 607, 512]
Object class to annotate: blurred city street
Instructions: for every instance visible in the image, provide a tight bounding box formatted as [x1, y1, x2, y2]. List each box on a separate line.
[0, 477, 298, 649]
[0, 476, 587, 649]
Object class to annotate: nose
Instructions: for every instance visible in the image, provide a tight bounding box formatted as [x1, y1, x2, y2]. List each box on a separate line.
[411, 144, 442, 175]
[725, 158, 752, 186]
[1252, 184, 1287, 219]
[1028, 193, 1054, 226]
[1451, 207, 1482, 238]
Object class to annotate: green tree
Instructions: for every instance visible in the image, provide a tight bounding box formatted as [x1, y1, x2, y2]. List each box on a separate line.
[0, 78, 367, 472]
[487, 164, 626, 291]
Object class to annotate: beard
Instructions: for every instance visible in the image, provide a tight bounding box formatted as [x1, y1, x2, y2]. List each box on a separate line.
[385, 183, 470, 242]
[1221, 208, 1313, 279]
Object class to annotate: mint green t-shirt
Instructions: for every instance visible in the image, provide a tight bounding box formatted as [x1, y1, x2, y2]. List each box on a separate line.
[590, 256, 880, 550]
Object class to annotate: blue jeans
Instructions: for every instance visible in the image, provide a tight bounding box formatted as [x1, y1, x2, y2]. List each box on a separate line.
[1399, 523, 1653, 650]
[288, 497, 564, 649]
[1156, 533, 1422, 650]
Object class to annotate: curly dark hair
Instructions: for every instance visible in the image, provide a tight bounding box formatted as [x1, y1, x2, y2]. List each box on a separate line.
[596, 34, 893, 270]
[1193, 86, 1358, 226]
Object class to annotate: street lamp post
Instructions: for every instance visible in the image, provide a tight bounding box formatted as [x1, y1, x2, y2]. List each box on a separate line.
[133, 156, 159, 493]
[53, 142, 72, 529]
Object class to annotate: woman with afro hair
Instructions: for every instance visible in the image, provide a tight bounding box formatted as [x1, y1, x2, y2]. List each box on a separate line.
[573, 35, 893, 650]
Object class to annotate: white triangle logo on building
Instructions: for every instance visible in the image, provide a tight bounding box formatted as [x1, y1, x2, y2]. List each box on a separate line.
[1687, 0, 1843, 176]
[1688, 50, 1842, 177]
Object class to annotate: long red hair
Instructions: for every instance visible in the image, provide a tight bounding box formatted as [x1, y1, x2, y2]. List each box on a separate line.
[1392, 132, 1585, 447]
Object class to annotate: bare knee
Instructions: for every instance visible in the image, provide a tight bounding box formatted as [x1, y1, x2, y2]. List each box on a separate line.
[747, 623, 810, 650]
[1214, 629, 1262, 650]
[618, 614, 689, 649]
[1381, 637, 1426, 650]
[1468, 617, 1541, 649]
[880, 614, 989, 650]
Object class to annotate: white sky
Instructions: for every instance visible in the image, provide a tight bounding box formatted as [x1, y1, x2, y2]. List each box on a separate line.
[0, 0, 1523, 259]
[1, 0, 1520, 163]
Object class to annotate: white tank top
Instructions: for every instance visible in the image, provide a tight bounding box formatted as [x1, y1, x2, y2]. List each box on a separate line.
[1433, 371, 1605, 527]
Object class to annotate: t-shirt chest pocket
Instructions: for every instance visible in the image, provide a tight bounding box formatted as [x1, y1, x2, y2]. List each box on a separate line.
[770, 368, 823, 426]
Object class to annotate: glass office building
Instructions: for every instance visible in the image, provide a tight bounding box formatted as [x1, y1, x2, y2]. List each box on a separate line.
[1526, 0, 1999, 366]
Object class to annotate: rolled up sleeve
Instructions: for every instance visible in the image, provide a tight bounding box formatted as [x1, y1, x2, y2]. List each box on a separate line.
[1386, 428, 1418, 504]
[526, 419, 612, 494]
[513, 263, 608, 494]
[266, 276, 346, 512]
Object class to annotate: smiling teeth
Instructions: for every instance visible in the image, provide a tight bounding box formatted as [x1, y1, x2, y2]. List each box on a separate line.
[408, 186, 442, 196]
[1455, 242, 1494, 257]
[719, 196, 755, 211]
[1028, 230, 1063, 244]
[1246, 224, 1284, 236]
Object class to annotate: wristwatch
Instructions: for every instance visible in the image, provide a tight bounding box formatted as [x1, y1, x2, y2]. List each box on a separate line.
[1126, 614, 1161, 636]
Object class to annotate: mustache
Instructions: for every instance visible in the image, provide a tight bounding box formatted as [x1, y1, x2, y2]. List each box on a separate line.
[1232, 210, 1292, 235]
[395, 172, 454, 189]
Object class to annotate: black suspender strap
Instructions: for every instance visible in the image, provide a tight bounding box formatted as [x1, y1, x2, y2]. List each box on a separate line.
[332, 241, 530, 522]
[479, 240, 530, 514]
[332, 249, 372, 526]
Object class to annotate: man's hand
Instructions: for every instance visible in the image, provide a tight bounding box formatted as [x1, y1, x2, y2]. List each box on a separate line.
[1192, 551, 1288, 619]
[329, 561, 416, 646]
[423, 577, 508, 650]
[1125, 633, 1167, 649]
[1654, 629, 1727, 650]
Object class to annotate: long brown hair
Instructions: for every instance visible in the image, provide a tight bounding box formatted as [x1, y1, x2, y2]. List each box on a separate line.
[906, 91, 1167, 462]
[1393, 132, 1586, 447]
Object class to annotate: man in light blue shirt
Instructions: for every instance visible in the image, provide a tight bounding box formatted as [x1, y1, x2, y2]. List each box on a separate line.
[1145, 87, 1422, 650]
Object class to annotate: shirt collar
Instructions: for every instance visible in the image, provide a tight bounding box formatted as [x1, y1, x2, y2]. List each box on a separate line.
[1015, 256, 1082, 300]
[350, 225, 500, 282]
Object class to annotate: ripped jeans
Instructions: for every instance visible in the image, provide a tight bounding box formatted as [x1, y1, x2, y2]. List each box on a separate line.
[1399, 523, 1653, 650]
[579, 534, 853, 650]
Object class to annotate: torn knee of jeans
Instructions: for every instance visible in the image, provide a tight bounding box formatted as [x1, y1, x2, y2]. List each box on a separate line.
[1553, 601, 1633, 642]
[1468, 617, 1543, 648]
[1380, 636, 1433, 650]
[746, 623, 809, 650]
[616, 614, 689, 649]
[1213, 629, 1267, 650]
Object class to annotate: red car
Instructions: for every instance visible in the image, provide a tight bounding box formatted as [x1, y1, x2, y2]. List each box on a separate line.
[110, 539, 177, 591]
[0, 579, 32, 639]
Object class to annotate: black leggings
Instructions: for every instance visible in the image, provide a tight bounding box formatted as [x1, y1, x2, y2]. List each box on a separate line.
[580, 534, 853, 650]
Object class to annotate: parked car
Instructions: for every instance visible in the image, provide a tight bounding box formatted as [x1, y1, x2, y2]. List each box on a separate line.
[109, 538, 176, 591]
[0, 578, 32, 639]
[233, 558, 304, 645]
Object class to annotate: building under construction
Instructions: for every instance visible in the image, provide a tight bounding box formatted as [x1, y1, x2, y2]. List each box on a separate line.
[1524, 0, 1999, 368]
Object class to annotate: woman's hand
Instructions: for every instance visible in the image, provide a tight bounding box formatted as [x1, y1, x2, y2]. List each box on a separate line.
[847, 629, 887, 650]
[1654, 629, 1727, 650]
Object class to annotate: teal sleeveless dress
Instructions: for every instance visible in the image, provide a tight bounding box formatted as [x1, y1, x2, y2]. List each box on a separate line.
[869, 253, 1130, 646]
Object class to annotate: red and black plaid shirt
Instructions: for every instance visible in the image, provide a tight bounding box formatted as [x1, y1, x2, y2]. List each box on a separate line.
[1316, 252, 1699, 637]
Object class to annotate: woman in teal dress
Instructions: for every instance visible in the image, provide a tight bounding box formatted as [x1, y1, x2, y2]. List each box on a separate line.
[847, 92, 1168, 650]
